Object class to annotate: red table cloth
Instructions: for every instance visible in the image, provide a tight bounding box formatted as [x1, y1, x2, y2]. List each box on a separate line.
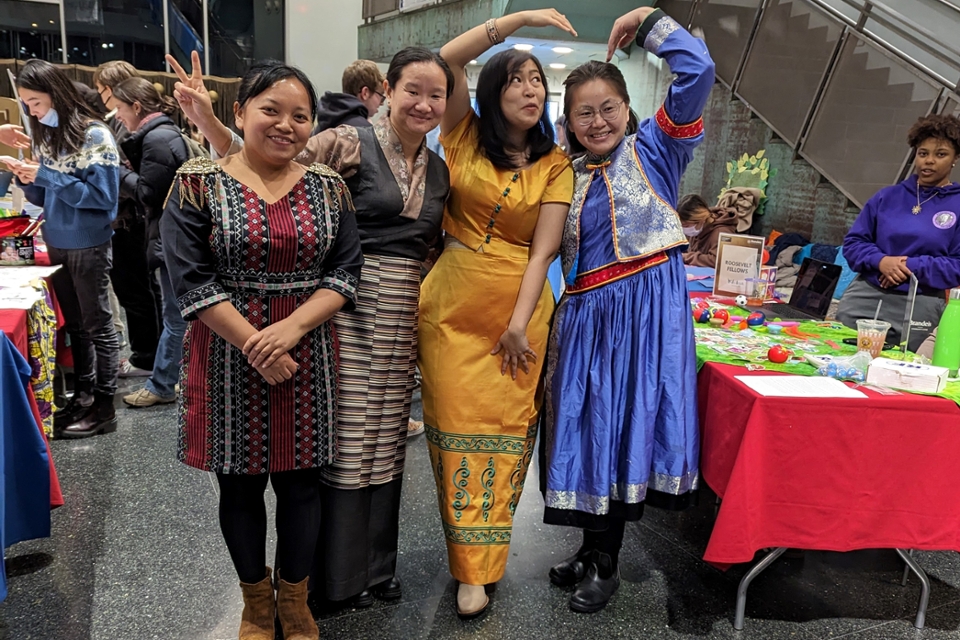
[698, 362, 960, 567]
[0, 308, 63, 508]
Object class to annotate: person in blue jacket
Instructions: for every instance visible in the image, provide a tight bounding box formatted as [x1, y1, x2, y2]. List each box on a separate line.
[542, 5, 714, 613]
[837, 114, 960, 350]
[0, 59, 120, 438]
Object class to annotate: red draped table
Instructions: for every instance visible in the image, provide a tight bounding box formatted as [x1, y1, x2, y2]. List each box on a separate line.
[697, 362, 960, 628]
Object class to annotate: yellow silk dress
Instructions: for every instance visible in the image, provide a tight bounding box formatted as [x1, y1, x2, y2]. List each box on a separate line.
[418, 111, 573, 585]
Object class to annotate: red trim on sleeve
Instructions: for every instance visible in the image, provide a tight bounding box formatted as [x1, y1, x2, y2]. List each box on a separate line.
[655, 105, 704, 139]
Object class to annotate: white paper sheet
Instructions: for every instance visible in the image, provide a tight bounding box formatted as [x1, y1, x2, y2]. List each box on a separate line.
[0, 265, 60, 289]
[734, 375, 867, 398]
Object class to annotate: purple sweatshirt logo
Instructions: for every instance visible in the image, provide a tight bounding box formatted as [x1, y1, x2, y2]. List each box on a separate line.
[933, 211, 957, 230]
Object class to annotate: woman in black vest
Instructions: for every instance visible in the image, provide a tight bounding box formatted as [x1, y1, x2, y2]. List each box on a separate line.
[168, 47, 453, 607]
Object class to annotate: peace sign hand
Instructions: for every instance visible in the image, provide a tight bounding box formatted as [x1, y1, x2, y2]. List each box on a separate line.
[165, 51, 216, 128]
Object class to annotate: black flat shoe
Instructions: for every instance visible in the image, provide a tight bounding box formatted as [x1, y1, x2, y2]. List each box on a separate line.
[346, 589, 373, 609]
[549, 552, 588, 587]
[59, 393, 117, 439]
[372, 576, 402, 601]
[569, 556, 620, 614]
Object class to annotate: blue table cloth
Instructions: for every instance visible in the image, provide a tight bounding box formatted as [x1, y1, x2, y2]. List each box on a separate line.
[0, 330, 51, 602]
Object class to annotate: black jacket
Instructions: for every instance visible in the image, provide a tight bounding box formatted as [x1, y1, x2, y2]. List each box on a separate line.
[120, 114, 190, 269]
[105, 113, 140, 230]
[313, 92, 371, 134]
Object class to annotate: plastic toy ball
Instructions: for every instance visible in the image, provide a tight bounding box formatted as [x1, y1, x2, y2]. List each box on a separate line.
[694, 308, 711, 323]
[709, 308, 730, 323]
[746, 311, 766, 327]
[735, 295, 748, 307]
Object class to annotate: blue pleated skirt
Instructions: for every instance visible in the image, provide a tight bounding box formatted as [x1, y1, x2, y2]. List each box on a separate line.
[543, 250, 699, 527]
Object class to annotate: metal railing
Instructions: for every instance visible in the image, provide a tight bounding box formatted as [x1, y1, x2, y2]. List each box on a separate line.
[666, 0, 960, 207]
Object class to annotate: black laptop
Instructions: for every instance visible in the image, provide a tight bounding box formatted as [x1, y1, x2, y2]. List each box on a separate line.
[758, 258, 842, 321]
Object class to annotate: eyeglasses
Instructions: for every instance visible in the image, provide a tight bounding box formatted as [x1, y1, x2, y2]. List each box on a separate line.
[573, 100, 624, 127]
[374, 90, 386, 105]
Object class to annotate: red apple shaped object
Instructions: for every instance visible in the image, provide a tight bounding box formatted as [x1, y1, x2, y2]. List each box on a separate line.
[767, 345, 790, 364]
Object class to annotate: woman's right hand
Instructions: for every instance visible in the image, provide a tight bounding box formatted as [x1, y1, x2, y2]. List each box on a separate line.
[255, 351, 298, 386]
[878, 255, 911, 287]
[521, 9, 578, 36]
[166, 51, 216, 128]
[0, 124, 30, 150]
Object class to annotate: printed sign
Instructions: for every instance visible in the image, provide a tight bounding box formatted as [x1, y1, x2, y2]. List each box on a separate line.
[713, 233, 765, 297]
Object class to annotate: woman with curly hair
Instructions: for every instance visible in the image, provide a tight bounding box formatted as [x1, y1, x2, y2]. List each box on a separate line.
[838, 114, 960, 350]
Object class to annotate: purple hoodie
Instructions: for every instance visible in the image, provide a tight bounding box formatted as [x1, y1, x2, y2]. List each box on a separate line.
[843, 177, 960, 294]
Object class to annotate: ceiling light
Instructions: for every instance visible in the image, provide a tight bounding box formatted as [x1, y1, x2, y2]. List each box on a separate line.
[552, 46, 573, 54]
[513, 43, 534, 51]
[31, 23, 37, 27]
[469, 59, 478, 65]
[549, 63, 567, 70]
[49, 20, 55, 24]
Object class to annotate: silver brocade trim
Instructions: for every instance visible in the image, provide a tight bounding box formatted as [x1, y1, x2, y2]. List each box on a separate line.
[643, 16, 681, 55]
[545, 471, 700, 515]
[650, 469, 699, 495]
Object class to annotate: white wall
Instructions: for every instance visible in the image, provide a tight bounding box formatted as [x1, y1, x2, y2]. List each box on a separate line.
[285, 0, 363, 96]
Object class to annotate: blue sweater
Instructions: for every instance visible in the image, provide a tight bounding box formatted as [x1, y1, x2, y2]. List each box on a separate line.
[843, 177, 960, 294]
[20, 122, 120, 250]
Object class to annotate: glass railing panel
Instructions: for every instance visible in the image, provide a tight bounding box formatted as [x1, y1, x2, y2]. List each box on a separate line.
[656, 0, 696, 26]
[690, 0, 763, 87]
[801, 33, 941, 206]
[736, 0, 844, 144]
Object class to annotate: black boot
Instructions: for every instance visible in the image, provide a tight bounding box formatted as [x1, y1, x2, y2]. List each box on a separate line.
[60, 392, 118, 439]
[549, 546, 591, 587]
[569, 552, 620, 614]
[372, 576, 402, 601]
[53, 392, 94, 431]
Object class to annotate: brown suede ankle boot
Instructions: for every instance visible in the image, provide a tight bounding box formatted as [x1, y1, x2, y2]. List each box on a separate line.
[239, 568, 275, 640]
[276, 573, 318, 640]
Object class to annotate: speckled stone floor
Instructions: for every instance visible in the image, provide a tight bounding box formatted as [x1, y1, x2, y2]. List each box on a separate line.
[4, 380, 960, 639]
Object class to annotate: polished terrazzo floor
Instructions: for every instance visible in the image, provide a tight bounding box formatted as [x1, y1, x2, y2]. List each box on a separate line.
[4, 381, 960, 639]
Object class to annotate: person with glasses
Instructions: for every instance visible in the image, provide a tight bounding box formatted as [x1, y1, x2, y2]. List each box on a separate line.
[541, 5, 714, 613]
[418, 8, 575, 620]
[313, 59, 387, 134]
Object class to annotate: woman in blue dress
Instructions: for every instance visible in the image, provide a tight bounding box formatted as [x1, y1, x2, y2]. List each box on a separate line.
[542, 5, 715, 613]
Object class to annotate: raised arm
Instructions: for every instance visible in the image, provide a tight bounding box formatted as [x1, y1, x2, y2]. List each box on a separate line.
[440, 9, 577, 135]
[166, 52, 235, 157]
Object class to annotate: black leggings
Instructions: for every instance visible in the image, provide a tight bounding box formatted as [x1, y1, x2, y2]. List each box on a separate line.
[583, 517, 627, 566]
[216, 469, 322, 584]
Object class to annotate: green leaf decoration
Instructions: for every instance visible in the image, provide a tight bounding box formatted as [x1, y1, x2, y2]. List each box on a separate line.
[723, 149, 774, 216]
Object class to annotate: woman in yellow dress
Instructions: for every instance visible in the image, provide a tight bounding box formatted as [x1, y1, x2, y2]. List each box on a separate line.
[418, 8, 576, 619]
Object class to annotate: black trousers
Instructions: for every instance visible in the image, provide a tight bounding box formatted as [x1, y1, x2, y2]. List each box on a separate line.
[49, 242, 120, 397]
[109, 219, 161, 370]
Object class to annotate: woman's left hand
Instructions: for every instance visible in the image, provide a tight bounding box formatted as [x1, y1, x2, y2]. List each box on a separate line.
[11, 160, 39, 184]
[607, 6, 657, 61]
[243, 319, 304, 368]
[491, 327, 537, 380]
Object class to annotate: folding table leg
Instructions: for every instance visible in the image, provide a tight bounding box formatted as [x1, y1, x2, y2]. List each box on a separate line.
[734, 547, 787, 630]
[895, 548, 929, 629]
[901, 549, 914, 587]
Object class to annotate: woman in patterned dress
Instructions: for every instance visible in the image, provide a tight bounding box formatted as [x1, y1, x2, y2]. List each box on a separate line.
[418, 9, 576, 618]
[169, 48, 453, 607]
[161, 62, 363, 640]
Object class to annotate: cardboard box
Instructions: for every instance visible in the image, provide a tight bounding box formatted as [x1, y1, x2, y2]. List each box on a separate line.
[866, 357, 949, 393]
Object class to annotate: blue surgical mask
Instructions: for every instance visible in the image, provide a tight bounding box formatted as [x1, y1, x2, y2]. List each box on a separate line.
[38, 108, 59, 128]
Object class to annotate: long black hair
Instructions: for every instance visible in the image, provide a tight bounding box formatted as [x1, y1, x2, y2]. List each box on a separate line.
[237, 60, 320, 123]
[16, 59, 100, 157]
[474, 49, 555, 170]
[387, 46, 455, 98]
[562, 61, 639, 157]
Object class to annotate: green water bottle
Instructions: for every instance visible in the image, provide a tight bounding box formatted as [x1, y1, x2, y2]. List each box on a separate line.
[932, 288, 960, 376]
